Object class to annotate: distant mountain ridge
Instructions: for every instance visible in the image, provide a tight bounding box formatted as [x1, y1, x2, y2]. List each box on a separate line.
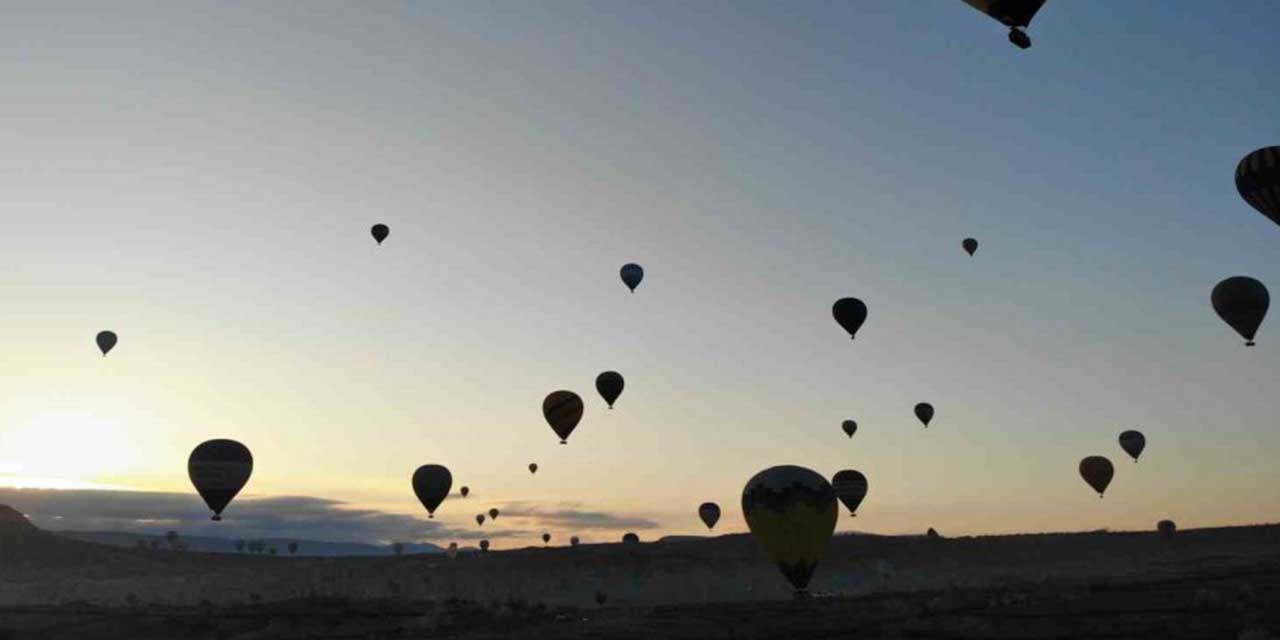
[55, 530, 445, 557]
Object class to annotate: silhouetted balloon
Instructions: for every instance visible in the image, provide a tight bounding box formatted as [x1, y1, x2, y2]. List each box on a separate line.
[475, 514, 486, 526]
[961, 0, 1046, 49]
[528, 462, 538, 474]
[479, 539, 490, 552]
[1118, 430, 1146, 463]
[914, 403, 934, 427]
[488, 508, 499, 520]
[620, 263, 644, 292]
[411, 464, 452, 518]
[963, 238, 978, 256]
[741, 465, 838, 594]
[1079, 456, 1114, 497]
[460, 486, 469, 498]
[841, 420, 857, 438]
[371, 224, 390, 245]
[832, 470, 868, 516]
[622, 532, 639, 544]
[188, 439, 252, 521]
[541, 533, 551, 545]
[96, 331, 117, 357]
[832, 298, 868, 340]
[447, 542, 459, 558]
[570, 536, 580, 546]
[1212, 276, 1269, 346]
[1236, 146, 1280, 227]
[1158, 519, 1177, 539]
[543, 390, 584, 444]
[595, 371, 624, 410]
[698, 502, 721, 529]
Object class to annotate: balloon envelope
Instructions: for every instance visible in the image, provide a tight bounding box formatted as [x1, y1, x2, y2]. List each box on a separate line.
[1236, 146, 1280, 227]
[542, 533, 551, 544]
[961, 0, 1046, 27]
[1212, 276, 1269, 346]
[832, 470, 868, 516]
[447, 542, 459, 558]
[488, 508, 499, 520]
[832, 298, 868, 340]
[841, 420, 857, 438]
[1118, 430, 1146, 462]
[528, 463, 538, 474]
[476, 514, 485, 526]
[411, 464, 452, 518]
[188, 439, 252, 521]
[741, 465, 838, 593]
[460, 486, 469, 498]
[543, 390, 584, 443]
[96, 331, 117, 356]
[963, 238, 978, 256]
[620, 263, 644, 292]
[570, 536, 580, 546]
[1079, 456, 1115, 497]
[371, 224, 390, 245]
[479, 540, 490, 552]
[698, 502, 721, 529]
[914, 403, 934, 427]
[622, 532, 639, 544]
[595, 371, 625, 409]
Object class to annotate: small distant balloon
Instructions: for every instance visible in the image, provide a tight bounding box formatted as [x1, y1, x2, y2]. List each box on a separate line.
[963, 238, 978, 256]
[447, 542, 459, 558]
[1079, 456, 1114, 497]
[541, 533, 551, 545]
[188, 439, 253, 521]
[371, 224, 390, 245]
[570, 536, 580, 547]
[96, 331, 118, 357]
[543, 390, 584, 444]
[479, 539, 490, 552]
[1158, 519, 1177, 539]
[460, 486, 470, 498]
[411, 464, 452, 518]
[698, 502, 721, 529]
[832, 298, 868, 340]
[595, 371, 625, 409]
[841, 420, 857, 438]
[488, 508, 499, 520]
[1235, 146, 1280, 227]
[622, 532, 639, 544]
[914, 403, 934, 428]
[742, 465, 837, 594]
[475, 514, 486, 526]
[832, 470, 868, 516]
[1118, 430, 1146, 463]
[620, 263, 644, 293]
[1211, 276, 1269, 346]
[528, 462, 538, 474]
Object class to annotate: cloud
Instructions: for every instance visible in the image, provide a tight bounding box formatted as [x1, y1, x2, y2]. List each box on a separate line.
[486, 501, 660, 531]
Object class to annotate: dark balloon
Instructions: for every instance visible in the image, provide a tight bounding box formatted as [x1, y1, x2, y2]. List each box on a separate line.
[1118, 430, 1146, 463]
[622, 532, 639, 544]
[832, 298, 868, 340]
[1079, 456, 1114, 497]
[479, 539, 490, 552]
[542, 533, 551, 544]
[96, 331, 118, 357]
[1236, 146, 1280, 227]
[371, 224, 390, 245]
[841, 420, 857, 438]
[411, 464, 452, 518]
[460, 486, 469, 498]
[488, 508, 499, 520]
[698, 502, 721, 529]
[620, 263, 644, 292]
[570, 536, 580, 547]
[528, 462, 538, 474]
[1212, 276, 1269, 346]
[476, 514, 486, 526]
[832, 470, 868, 516]
[595, 371, 625, 409]
[741, 465, 838, 594]
[963, 238, 978, 256]
[188, 439, 252, 521]
[543, 390, 584, 444]
[914, 403, 934, 427]
[961, 0, 1046, 48]
[1158, 519, 1176, 539]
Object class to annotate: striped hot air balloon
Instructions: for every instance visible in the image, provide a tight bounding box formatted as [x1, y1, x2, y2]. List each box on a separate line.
[188, 439, 253, 521]
[1236, 146, 1280, 227]
[832, 470, 868, 516]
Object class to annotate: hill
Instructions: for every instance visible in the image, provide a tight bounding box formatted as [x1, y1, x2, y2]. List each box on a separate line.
[55, 530, 444, 557]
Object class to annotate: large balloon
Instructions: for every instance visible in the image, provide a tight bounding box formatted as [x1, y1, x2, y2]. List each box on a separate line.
[914, 403, 934, 428]
[595, 371, 625, 410]
[188, 439, 253, 521]
[961, 0, 1046, 49]
[460, 486, 470, 498]
[541, 533, 551, 545]
[832, 470, 868, 516]
[741, 465, 838, 594]
[371, 224, 390, 245]
[698, 502, 721, 529]
[620, 263, 644, 292]
[528, 462, 538, 474]
[963, 238, 978, 256]
[96, 331, 118, 357]
[543, 391, 584, 444]
[1212, 276, 1269, 346]
[841, 420, 857, 438]
[1118, 430, 1146, 463]
[411, 464, 452, 518]
[1236, 146, 1280, 227]
[475, 514, 486, 526]
[488, 508, 499, 520]
[1079, 456, 1114, 497]
[832, 298, 868, 340]
[622, 532, 639, 544]
[479, 539, 490, 552]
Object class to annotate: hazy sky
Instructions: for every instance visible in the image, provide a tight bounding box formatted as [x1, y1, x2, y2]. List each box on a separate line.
[1, 2, 1277, 548]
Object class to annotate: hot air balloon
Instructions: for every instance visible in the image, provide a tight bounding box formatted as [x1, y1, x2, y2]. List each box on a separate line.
[622, 533, 639, 544]
[841, 420, 857, 438]
[570, 536, 580, 546]
[698, 502, 721, 529]
[742, 465, 838, 595]
[475, 514, 486, 526]
[1118, 430, 1146, 463]
[832, 470, 868, 516]
[1079, 456, 1114, 497]
[541, 533, 551, 545]
[1158, 519, 1176, 539]
[460, 486, 470, 498]
[479, 539, 490, 552]
[543, 390, 584, 443]
[595, 371, 624, 409]
[1236, 146, 1280, 227]
[1212, 276, 1269, 346]
[914, 403, 934, 428]
[447, 542, 459, 558]
[488, 508, 499, 520]
[411, 464, 452, 518]
[620, 263, 644, 293]
[832, 298, 867, 340]
[96, 331, 118, 357]
[528, 462, 538, 474]
[963, 238, 978, 256]
[961, 0, 1047, 49]
[371, 224, 390, 245]
[188, 439, 253, 521]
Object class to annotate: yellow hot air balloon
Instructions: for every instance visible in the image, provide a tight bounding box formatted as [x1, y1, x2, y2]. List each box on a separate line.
[741, 465, 838, 595]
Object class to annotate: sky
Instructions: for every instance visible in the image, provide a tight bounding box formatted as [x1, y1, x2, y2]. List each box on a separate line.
[0, 1, 1277, 549]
